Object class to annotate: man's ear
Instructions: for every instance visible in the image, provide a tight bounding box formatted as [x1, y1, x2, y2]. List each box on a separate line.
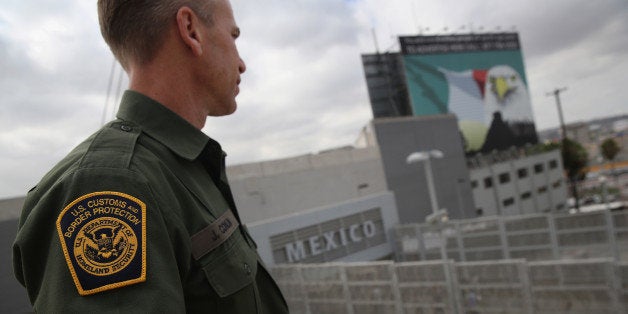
[176, 7, 203, 56]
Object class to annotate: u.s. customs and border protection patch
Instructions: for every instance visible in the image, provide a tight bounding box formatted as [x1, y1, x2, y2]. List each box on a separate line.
[56, 191, 147, 295]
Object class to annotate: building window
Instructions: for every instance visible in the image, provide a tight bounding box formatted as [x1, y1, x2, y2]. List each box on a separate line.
[538, 186, 548, 194]
[521, 191, 532, 200]
[517, 168, 528, 178]
[484, 177, 493, 188]
[556, 203, 565, 210]
[534, 163, 544, 173]
[552, 180, 562, 188]
[549, 159, 558, 169]
[476, 208, 484, 216]
[499, 173, 511, 184]
[471, 180, 478, 189]
[502, 198, 515, 207]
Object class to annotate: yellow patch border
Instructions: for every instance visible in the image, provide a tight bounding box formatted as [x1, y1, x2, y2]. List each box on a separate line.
[56, 191, 147, 296]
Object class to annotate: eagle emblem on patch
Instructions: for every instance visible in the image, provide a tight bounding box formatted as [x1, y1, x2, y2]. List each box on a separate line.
[56, 191, 147, 295]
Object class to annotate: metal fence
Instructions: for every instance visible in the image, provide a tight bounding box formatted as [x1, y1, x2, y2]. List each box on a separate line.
[393, 210, 628, 263]
[272, 258, 628, 314]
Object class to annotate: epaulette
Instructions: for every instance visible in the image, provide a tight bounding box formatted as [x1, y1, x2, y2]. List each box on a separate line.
[79, 121, 141, 169]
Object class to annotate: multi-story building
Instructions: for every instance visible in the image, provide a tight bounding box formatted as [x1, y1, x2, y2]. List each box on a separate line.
[468, 149, 568, 216]
[361, 53, 411, 118]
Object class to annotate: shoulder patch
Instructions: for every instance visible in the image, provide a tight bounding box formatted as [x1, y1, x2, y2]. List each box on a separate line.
[56, 191, 147, 295]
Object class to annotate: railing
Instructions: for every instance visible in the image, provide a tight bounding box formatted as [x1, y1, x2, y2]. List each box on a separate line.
[272, 258, 628, 314]
[394, 210, 628, 263]
[465, 145, 563, 170]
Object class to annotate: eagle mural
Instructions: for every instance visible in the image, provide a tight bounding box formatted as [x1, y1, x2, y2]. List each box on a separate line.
[439, 65, 537, 152]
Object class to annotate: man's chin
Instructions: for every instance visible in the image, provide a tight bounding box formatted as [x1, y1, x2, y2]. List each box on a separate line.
[209, 103, 237, 117]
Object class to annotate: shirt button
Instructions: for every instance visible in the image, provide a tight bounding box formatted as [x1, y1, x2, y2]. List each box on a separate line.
[243, 263, 251, 275]
[120, 125, 132, 132]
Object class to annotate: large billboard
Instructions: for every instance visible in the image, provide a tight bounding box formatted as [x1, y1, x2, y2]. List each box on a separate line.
[400, 33, 538, 152]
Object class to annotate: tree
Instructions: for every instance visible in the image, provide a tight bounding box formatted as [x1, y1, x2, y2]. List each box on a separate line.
[561, 138, 588, 210]
[601, 138, 620, 162]
[600, 137, 621, 184]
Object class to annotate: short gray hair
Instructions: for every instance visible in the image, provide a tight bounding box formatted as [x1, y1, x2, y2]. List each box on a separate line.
[97, 0, 214, 70]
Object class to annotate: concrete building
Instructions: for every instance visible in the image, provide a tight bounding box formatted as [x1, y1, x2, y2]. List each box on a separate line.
[227, 114, 476, 226]
[227, 146, 388, 223]
[249, 192, 399, 267]
[468, 148, 568, 216]
[371, 114, 475, 222]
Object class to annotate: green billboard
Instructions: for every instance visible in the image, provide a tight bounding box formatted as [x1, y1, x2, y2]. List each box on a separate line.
[400, 33, 538, 152]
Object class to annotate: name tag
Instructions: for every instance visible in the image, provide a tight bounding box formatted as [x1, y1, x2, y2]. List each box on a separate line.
[191, 210, 239, 260]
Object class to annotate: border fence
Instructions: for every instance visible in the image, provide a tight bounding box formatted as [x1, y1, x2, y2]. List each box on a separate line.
[271, 210, 628, 313]
[393, 210, 628, 263]
[272, 258, 628, 313]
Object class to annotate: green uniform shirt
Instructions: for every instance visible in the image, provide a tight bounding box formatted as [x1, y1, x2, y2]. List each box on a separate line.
[13, 90, 289, 313]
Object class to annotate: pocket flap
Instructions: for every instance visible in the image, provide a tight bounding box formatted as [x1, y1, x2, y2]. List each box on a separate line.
[202, 238, 258, 297]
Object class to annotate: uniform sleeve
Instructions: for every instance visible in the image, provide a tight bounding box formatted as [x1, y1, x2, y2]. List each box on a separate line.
[13, 167, 189, 313]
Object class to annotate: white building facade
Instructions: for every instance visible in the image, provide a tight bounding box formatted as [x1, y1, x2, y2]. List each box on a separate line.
[468, 149, 568, 216]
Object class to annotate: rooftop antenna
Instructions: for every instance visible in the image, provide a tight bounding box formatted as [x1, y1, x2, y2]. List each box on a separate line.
[412, 2, 419, 34]
[371, 28, 380, 54]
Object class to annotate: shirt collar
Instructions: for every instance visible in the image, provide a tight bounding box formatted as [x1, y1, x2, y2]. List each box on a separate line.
[116, 90, 214, 161]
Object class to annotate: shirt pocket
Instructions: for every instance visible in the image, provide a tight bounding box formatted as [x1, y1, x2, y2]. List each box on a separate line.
[200, 233, 259, 298]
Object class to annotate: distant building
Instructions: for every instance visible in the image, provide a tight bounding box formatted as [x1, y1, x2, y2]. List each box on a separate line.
[467, 149, 568, 216]
[538, 114, 628, 167]
[565, 122, 591, 144]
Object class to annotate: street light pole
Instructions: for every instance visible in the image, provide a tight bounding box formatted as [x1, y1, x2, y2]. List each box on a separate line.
[407, 150, 448, 261]
[423, 156, 439, 215]
[407, 150, 444, 218]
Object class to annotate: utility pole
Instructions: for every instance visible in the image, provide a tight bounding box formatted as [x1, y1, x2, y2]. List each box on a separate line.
[547, 87, 581, 211]
[547, 87, 568, 140]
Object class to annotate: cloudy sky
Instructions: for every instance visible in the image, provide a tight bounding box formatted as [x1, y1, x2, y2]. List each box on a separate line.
[1, 0, 626, 199]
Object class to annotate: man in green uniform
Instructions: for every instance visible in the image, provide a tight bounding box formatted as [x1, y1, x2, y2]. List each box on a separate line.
[13, 0, 289, 312]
